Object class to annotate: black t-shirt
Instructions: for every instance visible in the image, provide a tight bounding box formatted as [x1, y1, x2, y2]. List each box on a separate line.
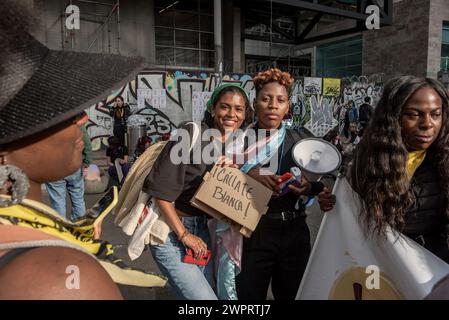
[143, 122, 214, 217]
[106, 145, 129, 163]
[359, 103, 373, 123]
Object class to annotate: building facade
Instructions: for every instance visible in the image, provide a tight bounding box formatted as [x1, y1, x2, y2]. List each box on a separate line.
[22, 0, 449, 80]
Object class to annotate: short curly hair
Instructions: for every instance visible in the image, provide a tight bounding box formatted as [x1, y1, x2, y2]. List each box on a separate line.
[253, 68, 294, 96]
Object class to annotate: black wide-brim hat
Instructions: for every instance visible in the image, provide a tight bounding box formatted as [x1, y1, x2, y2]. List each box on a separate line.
[0, 33, 145, 146]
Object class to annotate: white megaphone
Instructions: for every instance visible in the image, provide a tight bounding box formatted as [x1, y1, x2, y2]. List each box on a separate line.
[292, 138, 342, 182]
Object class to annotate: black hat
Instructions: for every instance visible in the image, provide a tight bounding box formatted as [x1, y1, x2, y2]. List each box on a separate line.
[0, 7, 144, 146]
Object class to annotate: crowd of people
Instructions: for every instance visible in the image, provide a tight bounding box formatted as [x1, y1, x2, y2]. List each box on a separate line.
[1, 0, 449, 301]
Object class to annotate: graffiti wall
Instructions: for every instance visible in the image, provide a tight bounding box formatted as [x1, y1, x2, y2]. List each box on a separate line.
[334, 74, 384, 138]
[289, 77, 340, 137]
[86, 70, 254, 149]
[85, 69, 384, 150]
[288, 74, 384, 138]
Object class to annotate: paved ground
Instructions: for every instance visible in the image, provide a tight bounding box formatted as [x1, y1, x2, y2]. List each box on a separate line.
[42, 185, 177, 300]
[41, 149, 329, 300]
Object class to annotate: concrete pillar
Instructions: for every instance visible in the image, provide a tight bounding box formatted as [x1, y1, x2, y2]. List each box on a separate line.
[119, 0, 153, 59]
[214, 0, 223, 74]
[223, 0, 233, 73]
[427, 0, 449, 79]
[363, 0, 430, 79]
[311, 46, 317, 77]
[233, 7, 243, 73]
[26, 0, 65, 50]
[147, 0, 156, 64]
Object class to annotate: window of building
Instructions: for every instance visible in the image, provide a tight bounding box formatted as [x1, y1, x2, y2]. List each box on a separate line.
[316, 35, 362, 78]
[441, 22, 449, 71]
[245, 55, 311, 77]
[154, 0, 214, 69]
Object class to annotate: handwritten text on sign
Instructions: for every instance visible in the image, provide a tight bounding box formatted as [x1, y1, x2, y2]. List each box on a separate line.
[193, 165, 272, 231]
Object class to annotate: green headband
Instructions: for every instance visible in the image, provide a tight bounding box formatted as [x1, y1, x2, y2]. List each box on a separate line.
[206, 83, 250, 113]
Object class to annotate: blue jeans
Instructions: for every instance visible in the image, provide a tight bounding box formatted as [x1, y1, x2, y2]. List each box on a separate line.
[150, 215, 217, 300]
[45, 169, 86, 220]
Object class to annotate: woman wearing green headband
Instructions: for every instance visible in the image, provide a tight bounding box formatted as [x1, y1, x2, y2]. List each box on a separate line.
[143, 83, 251, 299]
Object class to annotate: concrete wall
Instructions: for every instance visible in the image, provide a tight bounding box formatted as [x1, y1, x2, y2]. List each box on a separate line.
[23, 0, 155, 62]
[363, 0, 431, 79]
[428, 0, 449, 79]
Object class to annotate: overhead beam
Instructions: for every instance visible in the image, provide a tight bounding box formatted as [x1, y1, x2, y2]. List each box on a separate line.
[296, 12, 323, 42]
[247, 10, 296, 40]
[242, 33, 297, 44]
[297, 26, 363, 44]
[266, 0, 392, 25]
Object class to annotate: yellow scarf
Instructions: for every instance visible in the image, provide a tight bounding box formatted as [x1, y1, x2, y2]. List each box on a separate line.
[0, 197, 167, 287]
[406, 150, 426, 179]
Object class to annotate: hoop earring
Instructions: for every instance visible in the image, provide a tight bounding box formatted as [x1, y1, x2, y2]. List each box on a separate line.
[0, 157, 30, 207]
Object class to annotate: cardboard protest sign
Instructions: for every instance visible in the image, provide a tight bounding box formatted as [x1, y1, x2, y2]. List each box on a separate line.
[191, 164, 272, 237]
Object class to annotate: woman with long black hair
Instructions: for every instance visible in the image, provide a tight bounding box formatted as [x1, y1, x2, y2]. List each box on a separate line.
[109, 96, 131, 146]
[350, 75, 449, 263]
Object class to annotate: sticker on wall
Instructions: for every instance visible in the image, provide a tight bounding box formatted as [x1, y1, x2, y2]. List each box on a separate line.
[304, 77, 322, 95]
[192, 91, 212, 122]
[152, 89, 167, 109]
[137, 88, 151, 109]
[323, 78, 341, 96]
[137, 88, 167, 109]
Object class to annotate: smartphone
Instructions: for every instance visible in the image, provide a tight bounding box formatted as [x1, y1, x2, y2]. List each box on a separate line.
[277, 167, 302, 196]
[182, 248, 212, 266]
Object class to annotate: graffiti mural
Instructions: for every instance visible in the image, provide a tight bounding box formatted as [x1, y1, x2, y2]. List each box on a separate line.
[304, 95, 339, 137]
[85, 69, 384, 150]
[286, 73, 384, 138]
[288, 78, 338, 137]
[340, 74, 384, 109]
[335, 73, 384, 137]
[86, 70, 254, 150]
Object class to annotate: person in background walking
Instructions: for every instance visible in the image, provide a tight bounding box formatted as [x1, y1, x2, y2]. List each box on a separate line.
[358, 96, 374, 137]
[45, 124, 92, 220]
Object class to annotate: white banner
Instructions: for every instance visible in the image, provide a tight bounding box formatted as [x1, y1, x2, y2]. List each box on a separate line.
[297, 177, 449, 300]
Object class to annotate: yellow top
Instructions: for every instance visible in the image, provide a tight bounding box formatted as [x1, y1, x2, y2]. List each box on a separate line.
[406, 150, 427, 180]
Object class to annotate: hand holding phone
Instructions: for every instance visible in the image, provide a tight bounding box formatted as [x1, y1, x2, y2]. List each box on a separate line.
[277, 167, 302, 196]
[182, 248, 212, 266]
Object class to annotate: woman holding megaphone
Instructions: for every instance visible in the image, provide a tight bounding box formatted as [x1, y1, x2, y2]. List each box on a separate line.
[235, 68, 334, 300]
